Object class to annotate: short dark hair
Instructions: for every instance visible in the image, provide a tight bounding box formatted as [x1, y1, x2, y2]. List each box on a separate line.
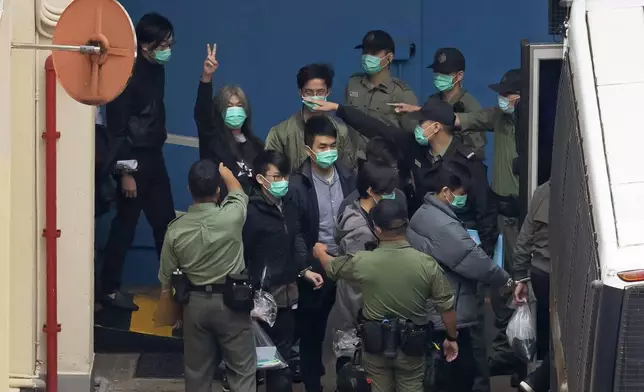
[365, 136, 397, 168]
[136, 13, 174, 50]
[428, 161, 471, 193]
[188, 159, 220, 200]
[253, 150, 291, 178]
[370, 199, 408, 236]
[297, 63, 335, 90]
[357, 160, 398, 199]
[304, 116, 337, 147]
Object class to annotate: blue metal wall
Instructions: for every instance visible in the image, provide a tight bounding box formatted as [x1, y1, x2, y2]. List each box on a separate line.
[103, 0, 552, 287]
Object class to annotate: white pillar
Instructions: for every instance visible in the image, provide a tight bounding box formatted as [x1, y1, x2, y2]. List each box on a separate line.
[0, 0, 13, 390]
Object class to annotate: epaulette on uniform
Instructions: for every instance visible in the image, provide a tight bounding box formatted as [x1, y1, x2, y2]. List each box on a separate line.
[349, 72, 368, 80]
[457, 144, 483, 161]
[167, 212, 187, 228]
[391, 77, 411, 91]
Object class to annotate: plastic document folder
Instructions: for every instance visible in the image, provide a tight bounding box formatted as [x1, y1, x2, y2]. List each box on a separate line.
[467, 230, 504, 268]
[467, 229, 481, 245]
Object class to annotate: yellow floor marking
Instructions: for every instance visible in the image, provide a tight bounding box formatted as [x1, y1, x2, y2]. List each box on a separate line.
[130, 295, 173, 337]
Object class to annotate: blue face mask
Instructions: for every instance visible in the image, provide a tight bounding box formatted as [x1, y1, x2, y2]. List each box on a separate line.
[262, 177, 289, 199]
[302, 95, 327, 112]
[434, 73, 455, 92]
[362, 54, 385, 75]
[451, 193, 468, 209]
[223, 107, 247, 129]
[498, 96, 515, 114]
[414, 125, 429, 146]
[312, 149, 338, 169]
[381, 192, 396, 200]
[154, 48, 172, 65]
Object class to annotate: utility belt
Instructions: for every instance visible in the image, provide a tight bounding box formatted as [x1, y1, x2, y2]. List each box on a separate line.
[358, 314, 430, 359]
[494, 192, 519, 218]
[171, 269, 255, 312]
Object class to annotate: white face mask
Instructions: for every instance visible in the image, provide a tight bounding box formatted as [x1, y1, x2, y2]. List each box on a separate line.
[233, 133, 247, 143]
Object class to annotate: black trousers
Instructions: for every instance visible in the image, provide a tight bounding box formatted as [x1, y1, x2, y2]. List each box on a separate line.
[101, 149, 176, 294]
[431, 328, 477, 392]
[260, 308, 295, 392]
[531, 268, 550, 360]
[295, 292, 336, 392]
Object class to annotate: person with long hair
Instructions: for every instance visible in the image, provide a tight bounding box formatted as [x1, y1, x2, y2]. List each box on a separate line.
[195, 43, 264, 196]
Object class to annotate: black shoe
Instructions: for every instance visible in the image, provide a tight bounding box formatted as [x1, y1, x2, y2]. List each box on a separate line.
[100, 291, 139, 311]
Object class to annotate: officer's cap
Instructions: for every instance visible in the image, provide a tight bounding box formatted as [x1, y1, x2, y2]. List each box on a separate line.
[489, 69, 522, 95]
[410, 98, 456, 127]
[336, 365, 372, 392]
[355, 30, 395, 54]
[428, 47, 465, 74]
[370, 198, 408, 231]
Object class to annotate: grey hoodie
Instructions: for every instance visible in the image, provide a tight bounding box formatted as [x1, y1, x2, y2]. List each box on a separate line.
[327, 200, 376, 334]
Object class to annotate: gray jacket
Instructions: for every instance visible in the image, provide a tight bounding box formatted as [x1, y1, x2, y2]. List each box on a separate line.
[407, 193, 510, 330]
[327, 200, 376, 333]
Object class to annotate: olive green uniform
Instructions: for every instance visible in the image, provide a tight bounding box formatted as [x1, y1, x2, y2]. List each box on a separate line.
[265, 111, 356, 172]
[428, 89, 486, 159]
[159, 190, 256, 392]
[458, 108, 520, 366]
[325, 240, 454, 392]
[345, 73, 418, 157]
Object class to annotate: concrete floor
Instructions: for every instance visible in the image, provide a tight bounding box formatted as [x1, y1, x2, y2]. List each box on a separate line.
[93, 352, 517, 392]
[93, 297, 520, 391]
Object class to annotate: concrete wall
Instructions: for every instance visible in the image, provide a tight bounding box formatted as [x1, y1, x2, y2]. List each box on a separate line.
[5, 0, 94, 390]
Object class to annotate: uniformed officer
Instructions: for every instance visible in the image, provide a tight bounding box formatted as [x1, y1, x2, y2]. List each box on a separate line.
[453, 69, 524, 377]
[158, 160, 256, 392]
[345, 30, 418, 157]
[304, 97, 498, 231]
[426, 47, 486, 159]
[312, 198, 459, 392]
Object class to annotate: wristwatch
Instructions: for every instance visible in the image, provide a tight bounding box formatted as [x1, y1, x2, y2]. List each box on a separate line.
[446, 332, 458, 342]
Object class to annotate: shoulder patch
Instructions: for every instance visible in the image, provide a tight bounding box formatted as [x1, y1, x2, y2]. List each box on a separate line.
[392, 77, 411, 91]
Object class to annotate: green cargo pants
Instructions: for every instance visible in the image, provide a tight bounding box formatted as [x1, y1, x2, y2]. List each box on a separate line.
[363, 349, 425, 392]
[183, 292, 257, 392]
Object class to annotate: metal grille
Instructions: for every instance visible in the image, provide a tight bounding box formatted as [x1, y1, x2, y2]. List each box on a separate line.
[549, 56, 601, 392]
[614, 285, 644, 391]
[549, 0, 569, 35]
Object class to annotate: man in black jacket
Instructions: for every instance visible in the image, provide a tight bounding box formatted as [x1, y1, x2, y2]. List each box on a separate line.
[243, 150, 323, 392]
[101, 13, 176, 310]
[288, 116, 357, 392]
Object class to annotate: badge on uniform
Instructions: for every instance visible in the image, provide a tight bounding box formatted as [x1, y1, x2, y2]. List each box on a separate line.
[349, 91, 359, 98]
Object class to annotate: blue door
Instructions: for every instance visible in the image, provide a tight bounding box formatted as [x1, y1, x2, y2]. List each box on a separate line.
[106, 0, 425, 287]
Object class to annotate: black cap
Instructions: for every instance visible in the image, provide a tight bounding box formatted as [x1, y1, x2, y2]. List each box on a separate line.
[370, 198, 408, 231]
[428, 48, 465, 74]
[489, 69, 522, 95]
[337, 365, 372, 392]
[354, 30, 395, 54]
[409, 98, 456, 126]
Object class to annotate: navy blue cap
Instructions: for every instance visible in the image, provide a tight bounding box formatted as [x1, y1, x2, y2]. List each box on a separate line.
[410, 98, 456, 126]
[355, 30, 395, 53]
[428, 47, 466, 74]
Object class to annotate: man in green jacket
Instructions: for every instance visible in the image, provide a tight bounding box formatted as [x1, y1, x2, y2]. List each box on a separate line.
[266, 63, 356, 172]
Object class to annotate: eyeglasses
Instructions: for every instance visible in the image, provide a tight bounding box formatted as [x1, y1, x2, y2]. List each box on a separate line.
[264, 174, 285, 181]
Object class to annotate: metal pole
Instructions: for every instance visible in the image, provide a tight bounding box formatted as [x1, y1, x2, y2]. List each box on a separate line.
[11, 42, 101, 54]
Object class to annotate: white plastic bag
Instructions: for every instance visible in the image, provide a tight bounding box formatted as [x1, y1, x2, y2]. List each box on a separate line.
[250, 267, 278, 327]
[506, 304, 537, 362]
[333, 328, 360, 358]
[252, 321, 288, 370]
[251, 290, 277, 327]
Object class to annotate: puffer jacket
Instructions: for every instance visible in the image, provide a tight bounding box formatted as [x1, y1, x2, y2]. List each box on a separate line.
[407, 193, 510, 330]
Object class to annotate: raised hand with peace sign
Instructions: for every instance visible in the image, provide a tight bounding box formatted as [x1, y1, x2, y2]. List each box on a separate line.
[201, 43, 219, 83]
